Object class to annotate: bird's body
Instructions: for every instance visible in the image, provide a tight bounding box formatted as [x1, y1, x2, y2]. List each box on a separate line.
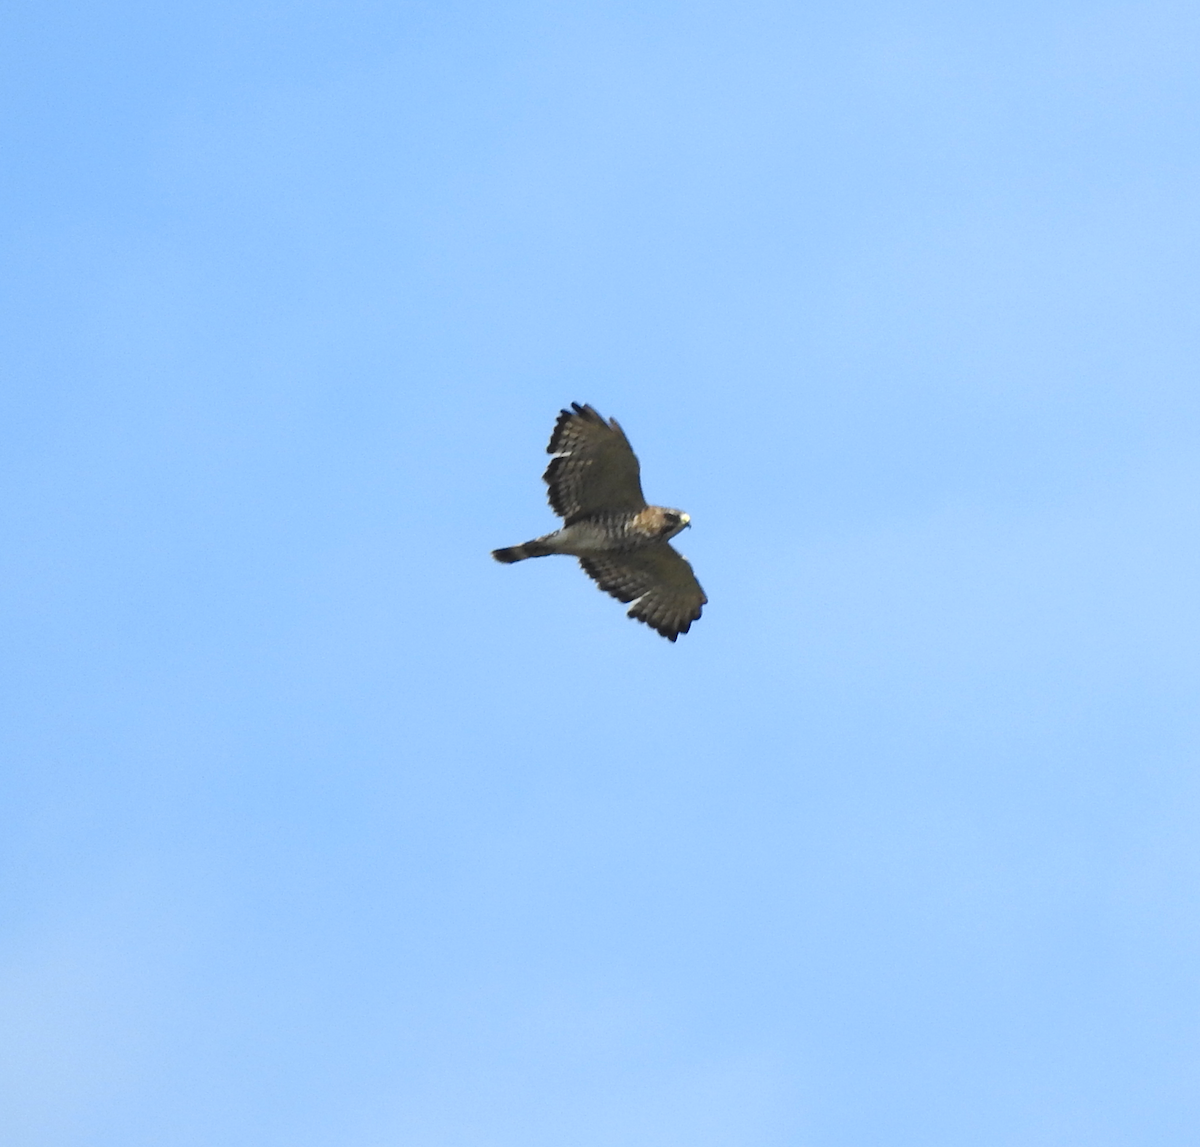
[493, 506, 687, 561]
[492, 403, 706, 641]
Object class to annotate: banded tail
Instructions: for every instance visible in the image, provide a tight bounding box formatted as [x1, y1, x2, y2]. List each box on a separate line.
[492, 538, 554, 563]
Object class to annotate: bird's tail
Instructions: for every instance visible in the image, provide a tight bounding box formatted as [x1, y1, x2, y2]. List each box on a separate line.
[492, 538, 554, 563]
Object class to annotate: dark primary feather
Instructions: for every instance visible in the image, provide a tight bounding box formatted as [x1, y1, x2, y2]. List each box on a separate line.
[544, 402, 646, 524]
[579, 544, 707, 642]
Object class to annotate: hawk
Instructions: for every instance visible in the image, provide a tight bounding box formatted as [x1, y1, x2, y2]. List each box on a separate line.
[492, 403, 706, 641]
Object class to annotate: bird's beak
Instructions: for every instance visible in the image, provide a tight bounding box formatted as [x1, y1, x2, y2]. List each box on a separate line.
[681, 514, 691, 529]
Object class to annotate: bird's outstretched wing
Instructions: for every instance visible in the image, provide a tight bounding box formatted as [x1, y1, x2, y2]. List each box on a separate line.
[544, 403, 646, 523]
[579, 543, 706, 642]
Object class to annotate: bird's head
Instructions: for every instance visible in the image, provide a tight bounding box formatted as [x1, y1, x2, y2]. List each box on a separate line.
[658, 509, 691, 541]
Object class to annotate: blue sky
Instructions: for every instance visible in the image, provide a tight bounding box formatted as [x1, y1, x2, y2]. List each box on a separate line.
[3, 2, 1199, 1144]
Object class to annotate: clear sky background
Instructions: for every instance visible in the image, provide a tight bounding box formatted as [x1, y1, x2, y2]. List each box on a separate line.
[3, 2, 1199, 1144]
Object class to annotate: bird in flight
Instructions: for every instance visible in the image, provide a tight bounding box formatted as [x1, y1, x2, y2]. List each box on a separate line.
[492, 403, 706, 641]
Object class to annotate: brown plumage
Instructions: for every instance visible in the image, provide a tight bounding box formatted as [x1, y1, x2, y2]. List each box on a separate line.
[492, 403, 706, 641]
